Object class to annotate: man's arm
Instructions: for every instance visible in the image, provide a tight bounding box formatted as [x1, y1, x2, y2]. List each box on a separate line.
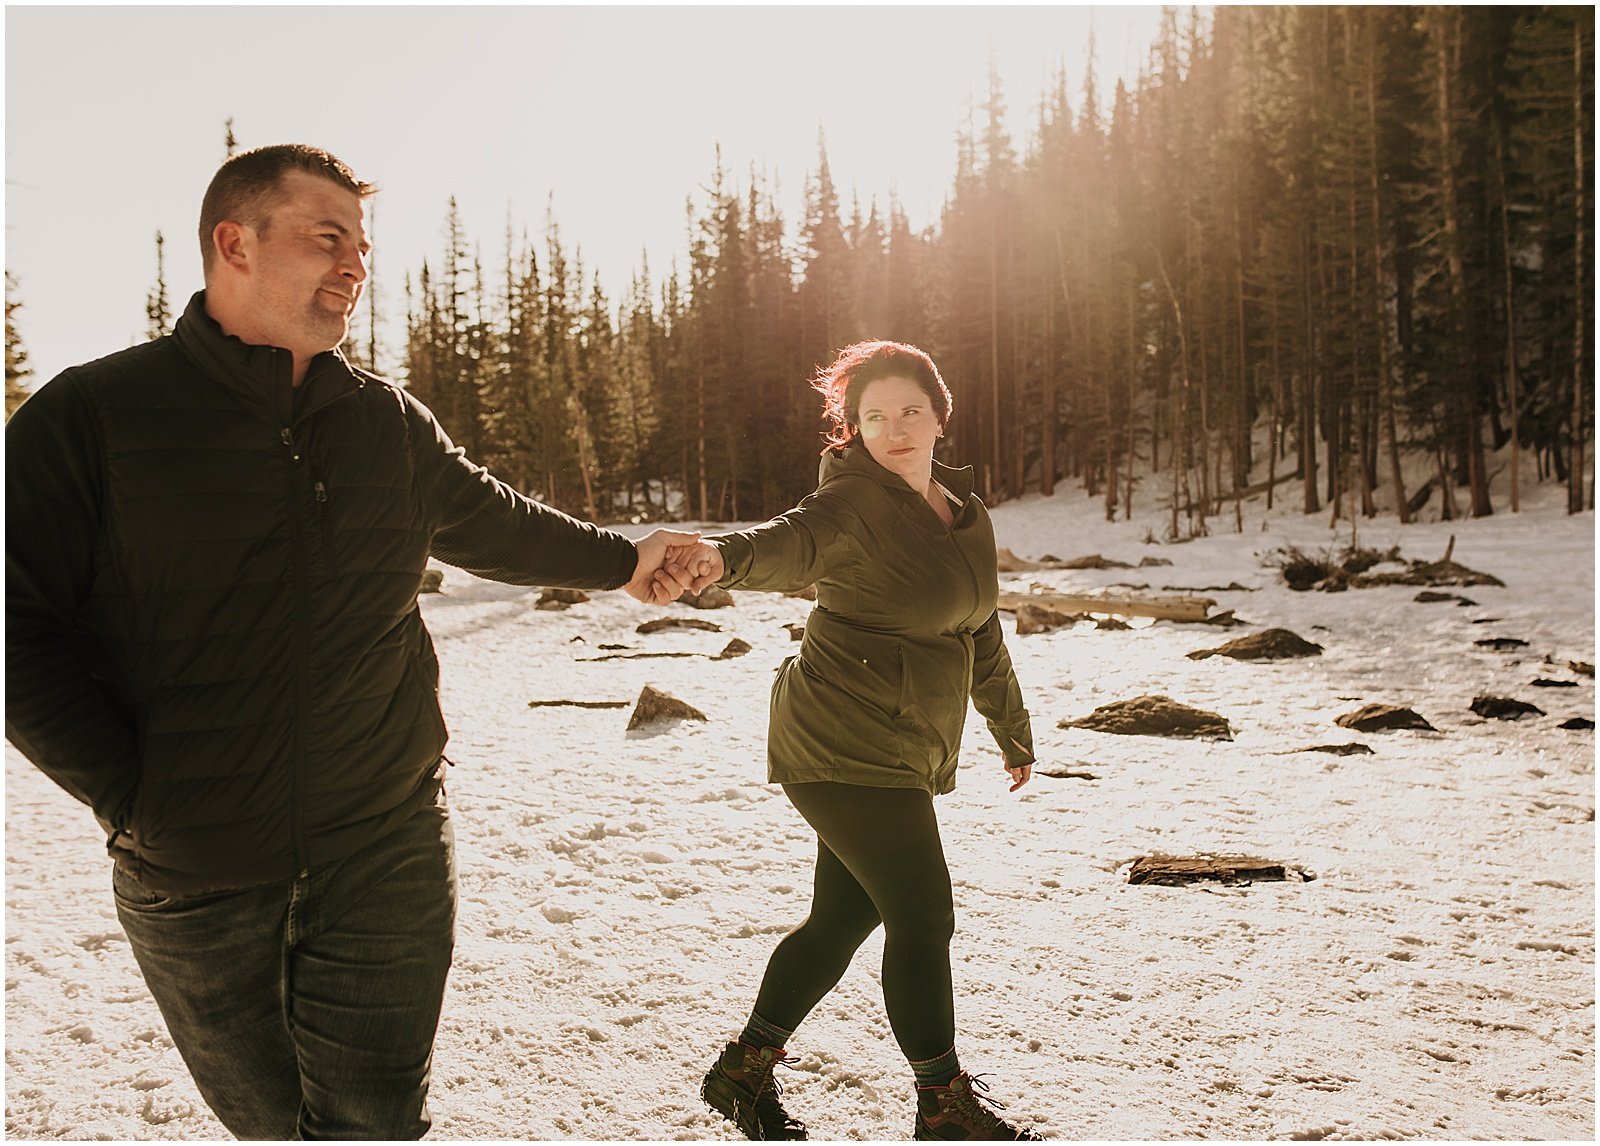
[5, 376, 141, 829]
[401, 391, 690, 596]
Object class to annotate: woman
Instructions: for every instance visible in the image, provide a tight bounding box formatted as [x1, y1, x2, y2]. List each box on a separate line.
[673, 341, 1041, 1141]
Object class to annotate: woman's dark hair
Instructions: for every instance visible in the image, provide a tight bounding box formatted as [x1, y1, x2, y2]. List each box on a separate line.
[811, 340, 953, 451]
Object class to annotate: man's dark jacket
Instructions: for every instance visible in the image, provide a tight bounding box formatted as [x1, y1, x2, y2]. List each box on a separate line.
[5, 292, 637, 894]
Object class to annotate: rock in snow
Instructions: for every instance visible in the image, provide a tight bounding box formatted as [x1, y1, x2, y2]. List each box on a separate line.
[1060, 694, 1233, 740]
[1469, 695, 1546, 720]
[625, 685, 708, 730]
[1335, 703, 1437, 732]
[1186, 627, 1324, 661]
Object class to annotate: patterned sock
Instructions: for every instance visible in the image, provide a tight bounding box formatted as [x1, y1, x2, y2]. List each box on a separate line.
[909, 1045, 962, 1088]
[738, 1009, 796, 1051]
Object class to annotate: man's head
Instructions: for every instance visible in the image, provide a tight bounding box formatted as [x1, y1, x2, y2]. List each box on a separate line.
[199, 145, 374, 277]
[200, 145, 376, 375]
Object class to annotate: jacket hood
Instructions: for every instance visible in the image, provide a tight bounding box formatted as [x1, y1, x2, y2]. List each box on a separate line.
[171, 291, 361, 426]
[819, 439, 976, 504]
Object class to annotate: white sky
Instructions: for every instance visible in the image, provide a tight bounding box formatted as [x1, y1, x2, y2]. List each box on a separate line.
[4, 2, 1172, 386]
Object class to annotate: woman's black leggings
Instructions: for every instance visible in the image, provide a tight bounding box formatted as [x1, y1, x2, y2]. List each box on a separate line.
[752, 781, 955, 1063]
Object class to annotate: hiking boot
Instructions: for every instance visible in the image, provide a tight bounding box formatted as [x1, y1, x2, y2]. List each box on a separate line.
[914, 1072, 1040, 1140]
[701, 1040, 808, 1140]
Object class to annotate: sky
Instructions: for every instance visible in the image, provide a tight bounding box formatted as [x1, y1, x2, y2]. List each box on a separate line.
[4, 2, 1173, 387]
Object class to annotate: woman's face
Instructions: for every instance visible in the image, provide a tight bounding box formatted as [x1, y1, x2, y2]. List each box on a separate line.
[856, 374, 942, 485]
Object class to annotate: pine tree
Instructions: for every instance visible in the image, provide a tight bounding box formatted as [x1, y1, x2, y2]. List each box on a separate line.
[347, 198, 383, 373]
[145, 231, 171, 341]
[615, 259, 663, 513]
[746, 170, 807, 515]
[798, 132, 855, 374]
[1507, 4, 1594, 512]
[476, 225, 543, 493]
[6, 271, 34, 419]
[577, 276, 636, 515]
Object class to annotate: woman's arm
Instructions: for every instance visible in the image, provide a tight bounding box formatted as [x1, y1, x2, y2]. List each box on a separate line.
[700, 492, 854, 594]
[971, 610, 1036, 772]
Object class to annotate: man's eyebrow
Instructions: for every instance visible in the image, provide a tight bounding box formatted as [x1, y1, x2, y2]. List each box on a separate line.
[311, 218, 373, 251]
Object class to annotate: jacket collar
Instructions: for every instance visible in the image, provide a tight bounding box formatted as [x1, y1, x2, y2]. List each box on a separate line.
[819, 439, 976, 503]
[171, 291, 361, 426]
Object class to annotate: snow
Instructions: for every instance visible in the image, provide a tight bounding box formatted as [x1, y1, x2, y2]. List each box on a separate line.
[5, 473, 1594, 1141]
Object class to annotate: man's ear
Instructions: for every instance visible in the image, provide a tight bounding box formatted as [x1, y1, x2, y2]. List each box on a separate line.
[211, 220, 251, 272]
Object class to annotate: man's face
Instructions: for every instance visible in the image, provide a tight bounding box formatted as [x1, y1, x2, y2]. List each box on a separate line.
[241, 169, 370, 360]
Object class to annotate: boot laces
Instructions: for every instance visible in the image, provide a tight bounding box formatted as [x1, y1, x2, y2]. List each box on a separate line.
[740, 1048, 804, 1133]
[946, 1074, 1011, 1128]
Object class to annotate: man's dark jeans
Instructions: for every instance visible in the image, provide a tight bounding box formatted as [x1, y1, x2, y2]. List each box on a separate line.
[113, 793, 457, 1140]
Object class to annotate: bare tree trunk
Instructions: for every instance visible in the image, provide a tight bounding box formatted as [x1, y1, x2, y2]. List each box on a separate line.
[1041, 269, 1057, 498]
[1267, 288, 1281, 512]
[574, 401, 598, 521]
[1126, 279, 1138, 521]
[1300, 225, 1320, 514]
[1435, 9, 1492, 517]
[1491, 117, 1522, 512]
[989, 217, 1003, 504]
[695, 359, 709, 521]
[1158, 257, 1192, 539]
[1571, 17, 1590, 514]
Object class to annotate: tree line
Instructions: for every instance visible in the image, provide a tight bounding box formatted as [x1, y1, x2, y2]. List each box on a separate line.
[399, 5, 1594, 528]
[10, 6, 1592, 527]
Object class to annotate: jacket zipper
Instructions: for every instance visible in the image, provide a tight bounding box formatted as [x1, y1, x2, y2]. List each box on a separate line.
[276, 369, 363, 875]
[945, 500, 983, 687]
[293, 376, 363, 577]
[279, 422, 314, 877]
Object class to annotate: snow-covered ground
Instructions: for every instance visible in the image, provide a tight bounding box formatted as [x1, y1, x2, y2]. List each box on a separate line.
[5, 471, 1594, 1141]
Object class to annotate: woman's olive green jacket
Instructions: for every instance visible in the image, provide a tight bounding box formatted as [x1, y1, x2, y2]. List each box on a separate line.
[708, 441, 1035, 795]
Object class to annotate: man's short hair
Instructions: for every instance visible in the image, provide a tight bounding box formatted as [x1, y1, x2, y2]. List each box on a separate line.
[198, 144, 376, 276]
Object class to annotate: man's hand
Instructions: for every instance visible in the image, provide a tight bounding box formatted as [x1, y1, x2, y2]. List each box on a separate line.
[624, 529, 702, 605]
[663, 541, 724, 593]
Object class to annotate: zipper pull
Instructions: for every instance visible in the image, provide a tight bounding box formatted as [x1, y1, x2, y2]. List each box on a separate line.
[313, 481, 328, 503]
[281, 428, 301, 461]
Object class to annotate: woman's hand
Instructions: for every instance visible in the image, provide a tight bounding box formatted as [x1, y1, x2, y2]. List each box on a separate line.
[664, 541, 724, 593]
[1006, 738, 1033, 792]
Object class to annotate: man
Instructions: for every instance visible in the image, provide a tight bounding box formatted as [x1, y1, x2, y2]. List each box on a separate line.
[5, 144, 696, 1138]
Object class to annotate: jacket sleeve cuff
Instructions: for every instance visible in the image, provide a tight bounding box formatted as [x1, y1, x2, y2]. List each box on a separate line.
[707, 535, 752, 587]
[989, 719, 1036, 766]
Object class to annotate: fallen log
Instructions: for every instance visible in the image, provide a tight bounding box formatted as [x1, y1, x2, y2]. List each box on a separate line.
[528, 699, 631, 709]
[1127, 853, 1316, 886]
[636, 616, 724, 634]
[1212, 470, 1303, 502]
[578, 651, 701, 662]
[999, 590, 1216, 623]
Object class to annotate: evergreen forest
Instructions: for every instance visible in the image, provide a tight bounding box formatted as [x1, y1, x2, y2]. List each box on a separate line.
[345, 7, 1597, 528]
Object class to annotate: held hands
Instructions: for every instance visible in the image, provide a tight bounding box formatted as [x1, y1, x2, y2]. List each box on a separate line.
[624, 529, 703, 605]
[662, 540, 724, 594]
